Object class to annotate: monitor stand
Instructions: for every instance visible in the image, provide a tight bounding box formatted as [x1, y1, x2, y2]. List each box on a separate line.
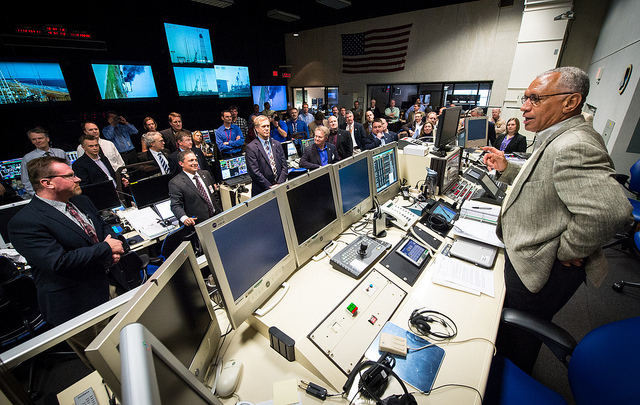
[429, 145, 451, 158]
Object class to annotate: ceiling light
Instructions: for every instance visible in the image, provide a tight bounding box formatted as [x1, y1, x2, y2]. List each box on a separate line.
[316, 0, 351, 9]
[267, 9, 301, 22]
[191, 0, 234, 8]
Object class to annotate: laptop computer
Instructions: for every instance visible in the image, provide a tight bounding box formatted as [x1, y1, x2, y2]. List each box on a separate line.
[153, 199, 179, 226]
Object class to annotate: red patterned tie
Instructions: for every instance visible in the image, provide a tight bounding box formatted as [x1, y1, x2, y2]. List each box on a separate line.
[66, 203, 99, 243]
[194, 174, 215, 217]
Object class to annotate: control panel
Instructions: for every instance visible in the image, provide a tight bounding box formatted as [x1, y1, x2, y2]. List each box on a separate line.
[330, 235, 392, 279]
[307, 270, 406, 375]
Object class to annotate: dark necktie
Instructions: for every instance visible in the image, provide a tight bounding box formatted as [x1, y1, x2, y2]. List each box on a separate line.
[158, 152, 170, 174]
[264, 141, 278, 176]
[193, 174, 215, 217]
[66, 203, 99, 243]
[44, 151, 52, 156]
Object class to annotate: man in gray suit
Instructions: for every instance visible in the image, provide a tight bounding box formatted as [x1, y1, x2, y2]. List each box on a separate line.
[483, 67, 633, 373]
[245, 115, 288, 197]
[169, 150, 221, 226]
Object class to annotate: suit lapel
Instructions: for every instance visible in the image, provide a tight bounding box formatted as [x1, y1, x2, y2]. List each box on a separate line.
[34, 198, 94, 244]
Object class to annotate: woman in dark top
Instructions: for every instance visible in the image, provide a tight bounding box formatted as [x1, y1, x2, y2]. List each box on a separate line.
[419, 122, 435, 140]
[494, 117, 527, 153]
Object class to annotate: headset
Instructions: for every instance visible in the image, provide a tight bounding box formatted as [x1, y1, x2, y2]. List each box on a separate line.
[408, 308, 457, 341]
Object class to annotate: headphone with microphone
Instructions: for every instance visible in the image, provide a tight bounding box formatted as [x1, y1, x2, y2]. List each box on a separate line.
[409, 308, 457, 341]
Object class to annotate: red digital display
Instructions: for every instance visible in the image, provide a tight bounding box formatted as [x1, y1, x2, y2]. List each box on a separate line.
[15, 25, 92, 39]
[272, 70, 278, 77]
[282, 73, 291, 78]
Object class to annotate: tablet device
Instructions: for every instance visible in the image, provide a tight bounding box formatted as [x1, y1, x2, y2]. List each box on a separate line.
[396, 237, 431, 267]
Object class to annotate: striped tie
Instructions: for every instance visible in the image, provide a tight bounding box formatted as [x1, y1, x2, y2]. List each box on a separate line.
[194, 174, 215, 217]
[265, 142, 278, 176]
[158, 153, 170, 174]
[66, 203, 99, 243]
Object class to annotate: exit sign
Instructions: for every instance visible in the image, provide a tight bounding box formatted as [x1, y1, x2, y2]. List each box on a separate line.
[272, 71, 278, 77]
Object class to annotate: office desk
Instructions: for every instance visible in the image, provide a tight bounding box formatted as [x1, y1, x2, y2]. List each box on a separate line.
[219, 218, 505, 404]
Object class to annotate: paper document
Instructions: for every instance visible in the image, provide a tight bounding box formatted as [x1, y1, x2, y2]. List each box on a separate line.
[452, 217, 504, 248]
[122, 207, 175, 239]
[431, 255, 495, 297]
[460, 200, 500, 224]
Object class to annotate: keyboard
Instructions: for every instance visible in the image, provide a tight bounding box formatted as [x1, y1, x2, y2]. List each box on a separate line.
[224, 174, 251, 187]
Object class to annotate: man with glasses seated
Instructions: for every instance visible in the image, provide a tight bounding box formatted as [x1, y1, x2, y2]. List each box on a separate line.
[482, 67, 634, 375]
[8, 156, 125, 366]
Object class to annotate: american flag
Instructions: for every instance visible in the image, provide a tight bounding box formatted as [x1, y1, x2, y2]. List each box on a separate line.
[341, 23, 412, 74]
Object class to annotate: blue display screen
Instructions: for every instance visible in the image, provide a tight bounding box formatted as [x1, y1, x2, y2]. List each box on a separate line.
[339, 158, 371, 214]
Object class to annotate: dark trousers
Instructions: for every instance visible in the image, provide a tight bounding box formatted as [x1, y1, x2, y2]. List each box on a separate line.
[496, 253, 585, 374]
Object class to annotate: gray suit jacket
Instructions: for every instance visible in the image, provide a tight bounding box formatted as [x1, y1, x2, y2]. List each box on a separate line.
[498, 115, 633, 292]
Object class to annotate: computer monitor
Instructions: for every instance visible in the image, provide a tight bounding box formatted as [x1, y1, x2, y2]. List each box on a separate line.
[195, 190, 296, 330]
[369, 143, 400, 204]
[0, 158, 22, 181]
[281, 141, 298, 160]
[164, 23, 214, 65]
[129, 174, 172, 208]
[332, 152, 373, 230]
[154, 199, 176, 223]
[0, 200, 29, 249]
[80, 180, 123, 212]
[91, 64, 158, 100]
[278, 165, 342, 266]
[251, 85, 287, 111]
[219, 156, 247, 181]
[86, 242, 221, 400]
[301, 138, 314, 150]
[65, 151, 78, 164]
[214, 65, 250, 98]
[434, 106, 462, 152]
[173, 67, 219, 96]
[464, 116, 488, 149]
[0, 61, 71, 104]
[120, 323, 222, 405]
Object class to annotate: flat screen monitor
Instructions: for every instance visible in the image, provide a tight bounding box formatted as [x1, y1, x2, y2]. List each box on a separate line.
[91, 64, 158, 100]
[252, 86, 287, 111]
[281, 141, 298, 160]
[80, 180, 123, 212]
[219, 156, 247, 181]
[370, 143, 400, 203]
[86, 242, 221, 401]
[332, 152, 373, 230]
[301, 138, 314, 150]
[154, 199, 175, 222]
[65, 151, 78, 164]
[0, 61, 71, 104]
[129, 174, 172, 209]
[214, 65, 250, 98]
[434, 106, 462, 152]
[0, 200, 29, 249]
[173, 67, 218, 96]
[164, 23, 214, 65]
[278, 166, 341, 266]
[120, 323, 222, 405]
[195, 190, 296, 330]
[0, 158, 22, 180]
[464, 116, 488, 149]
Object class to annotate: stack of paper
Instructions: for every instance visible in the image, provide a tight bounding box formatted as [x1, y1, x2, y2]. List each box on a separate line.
[451, 200, 504, 247]
[431, 255, 495, 297]
[122, 207, 175, 240]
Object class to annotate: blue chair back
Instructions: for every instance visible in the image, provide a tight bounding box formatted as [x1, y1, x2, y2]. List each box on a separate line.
[629, 158, 640, 194]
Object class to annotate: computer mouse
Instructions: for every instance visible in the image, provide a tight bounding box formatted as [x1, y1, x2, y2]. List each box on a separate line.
[216, 359, 243, 397]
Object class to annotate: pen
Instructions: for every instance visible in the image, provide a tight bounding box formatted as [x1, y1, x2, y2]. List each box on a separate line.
[471, 207, 491, 210]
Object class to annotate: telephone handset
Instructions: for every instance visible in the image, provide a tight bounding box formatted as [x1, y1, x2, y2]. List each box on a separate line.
[380, 200, 420, 231]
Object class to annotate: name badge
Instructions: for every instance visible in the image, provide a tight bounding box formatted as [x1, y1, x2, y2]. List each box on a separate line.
[208, 185, 214, 194]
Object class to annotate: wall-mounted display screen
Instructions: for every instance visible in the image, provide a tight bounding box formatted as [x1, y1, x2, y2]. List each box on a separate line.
[214, 65, 250, 98]
[91, 64, 158, 100]
[0, 61, 71, 104]
[164, 23, 214, 65]
[173, 67, 218, 97]
[252, 85, 287, 111]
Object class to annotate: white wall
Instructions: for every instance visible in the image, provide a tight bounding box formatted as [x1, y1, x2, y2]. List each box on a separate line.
[284, 0, 525, 107]
[586, 0, 640, 178]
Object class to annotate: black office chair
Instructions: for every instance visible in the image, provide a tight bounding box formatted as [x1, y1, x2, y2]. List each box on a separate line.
[144, 225, 203, 277]
[116, 251, 151, 290]
[603, 158, 640, 292]
[0, 256, 20, 284]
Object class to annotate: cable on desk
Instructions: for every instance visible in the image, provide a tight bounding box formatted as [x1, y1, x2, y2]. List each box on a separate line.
[421, 383, 483, 404]
[408, 337, 497, 356]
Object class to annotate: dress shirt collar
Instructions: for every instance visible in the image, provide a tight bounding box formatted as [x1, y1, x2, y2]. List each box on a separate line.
[535, 117, 572, 151]
[258, 136, 271, 148]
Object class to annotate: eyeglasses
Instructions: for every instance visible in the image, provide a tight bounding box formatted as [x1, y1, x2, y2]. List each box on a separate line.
[520, 92, 574, 106]
[45, 173, 77, 180]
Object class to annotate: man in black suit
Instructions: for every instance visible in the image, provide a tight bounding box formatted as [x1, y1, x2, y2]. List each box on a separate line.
[141, 132, 172, 176]
[168, 130, 210, 176]
[8, 156, 125, 363]
[366, 99, 383, 119]
[300, 127, 339, 170]
[159, 112, 189, 153]
[340, 110, 366, 152]
[169, 150, 222, 226]
[73, 135, 126, 188]
[367, 119, 398, 149]
[245, 115, 288, 197]
[327, 115, 353, 160]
